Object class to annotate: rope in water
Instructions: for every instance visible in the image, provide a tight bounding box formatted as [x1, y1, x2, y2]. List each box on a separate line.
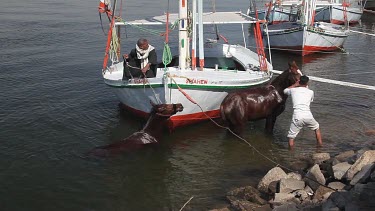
[167, 77, 339, 192]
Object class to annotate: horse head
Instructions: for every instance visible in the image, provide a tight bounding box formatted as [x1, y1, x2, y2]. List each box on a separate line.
[150, 101, 184, 117]
[287, 61, 302, 86]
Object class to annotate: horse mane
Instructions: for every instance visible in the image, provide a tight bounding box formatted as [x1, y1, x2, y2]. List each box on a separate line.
[270, 69, 290, 91]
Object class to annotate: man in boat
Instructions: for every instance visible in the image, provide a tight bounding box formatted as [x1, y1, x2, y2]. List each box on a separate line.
[123, 38, 157, 79]
[283, 75, 323, 149]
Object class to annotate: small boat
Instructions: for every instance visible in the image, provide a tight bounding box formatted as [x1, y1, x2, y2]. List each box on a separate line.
[363, 0, 375, 10]
[99, 0, 273, 129]
[248, 0, 365, 25]
[314, 0, 366, 25]
[263, 0, 350, 56]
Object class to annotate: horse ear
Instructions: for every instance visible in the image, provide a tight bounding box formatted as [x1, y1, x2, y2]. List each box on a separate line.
[288, 61, 295, 67]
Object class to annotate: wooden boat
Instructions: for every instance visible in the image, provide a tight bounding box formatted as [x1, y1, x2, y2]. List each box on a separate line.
[248, 0, 365, 25]
[263, 0, 350, 56]
[99, 0, 273, 129]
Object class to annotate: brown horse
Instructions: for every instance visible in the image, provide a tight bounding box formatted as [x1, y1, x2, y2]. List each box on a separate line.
[220, 61, 302, 135]
[88, 102, 183, 157]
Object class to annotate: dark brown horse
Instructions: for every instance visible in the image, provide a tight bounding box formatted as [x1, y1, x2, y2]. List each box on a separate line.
[220, 61, 302, 135]
[88, 102, 183, 157]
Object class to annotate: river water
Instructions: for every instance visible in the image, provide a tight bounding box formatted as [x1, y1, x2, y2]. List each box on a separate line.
[1, 0, 374, 210]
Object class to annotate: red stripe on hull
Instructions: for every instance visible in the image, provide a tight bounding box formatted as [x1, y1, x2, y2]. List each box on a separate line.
[119, 103, 220, 130]
[331, 19, 359, 25]
[303, 45, 342, 56]
[168, 110, 220, 129]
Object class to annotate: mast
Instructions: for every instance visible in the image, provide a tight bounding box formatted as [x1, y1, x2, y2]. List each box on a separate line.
[198, 0, 204, 70]
[179, 0, 189, 69]
[191, 0, 197, 70]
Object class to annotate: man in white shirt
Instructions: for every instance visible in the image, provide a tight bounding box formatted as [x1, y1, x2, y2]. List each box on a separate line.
[283, 75, 322, 149]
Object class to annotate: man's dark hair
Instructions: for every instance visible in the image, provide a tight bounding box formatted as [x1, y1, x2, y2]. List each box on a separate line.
[299, 75, 309, 85]
[137, 38, 148, 47]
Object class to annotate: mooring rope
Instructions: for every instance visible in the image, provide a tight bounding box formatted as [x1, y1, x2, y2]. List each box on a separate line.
[271, 69, 375, 91]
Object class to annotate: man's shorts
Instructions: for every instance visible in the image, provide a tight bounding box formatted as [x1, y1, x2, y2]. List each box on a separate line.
[287, 116, 319, 139]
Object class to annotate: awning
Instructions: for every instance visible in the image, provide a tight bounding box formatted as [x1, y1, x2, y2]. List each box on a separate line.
[116, 11, 259, 26]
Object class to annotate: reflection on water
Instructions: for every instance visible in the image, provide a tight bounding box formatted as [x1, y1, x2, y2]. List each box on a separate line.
[0, 0, 374, 210]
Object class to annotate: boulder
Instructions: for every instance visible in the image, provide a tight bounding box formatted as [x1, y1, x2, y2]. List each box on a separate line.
[293, 189, 310, 202]
[371, 170, 375, 182]
[268, 181, 278, 195]
[304, 185, 314, 196]
[279, 178, 305, 193]
[227, 197, 262, 211]
[304, 164, 326, 191]
[209, 208, 231, 211]
[312, 153, 330, 164]
[272, 202, 298, 211]
[331, 158, 341, 166]
[346, 150, 375, 180]
[286, 172, 302, 181]
[329, 191, 352, 209]
[350, 182, 375, 207]
[257, 167, 287, 193]
[350, 163, 375, 185]
[321, 199, 339, 211]
[328, 181, 346, 191]
[332, 162, 351, 180]
[313, 185, 334, 201]
[272, 193, 297, 205]
[344, 203, 360, 211]
[334, 150, 355, 162]
[252, 204, 272, 211]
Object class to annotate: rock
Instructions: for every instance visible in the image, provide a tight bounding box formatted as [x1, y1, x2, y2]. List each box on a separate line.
[357, 148, 371, 157]
[327, 181, 346, 191]
[272, 193, 297, 205]
[293, 189, 310, 202]
[312, 153, 330, 164]
[313, 185, 335, 201]
[319, 161, 334, 179]
[279, 178, 305, 193]
[227, 197, 262, 211]
[257, 167, 287, 193]
[286, 172, 302, 181]
[331, 158, 340, 166]
[332, 162, 351, 180]
[209, 207, 231, 211]
[227, 186, 267, 205]
[304, 164, 326, 191]
[253, 204, 272, 211]
[371, 170, 375, 182]
[272, 202, 298, 211]
[350, 182, 375, 207]
[346, 150, 375, 180]
[329, 191, 352, 209]
[344, 202, 359, 211]
[334, 150, 355, 162]
[321, 199, 340, 211]
[304, 185, 314, 196]
[268, 181, 278, 195]
[350, 163, 375, 185]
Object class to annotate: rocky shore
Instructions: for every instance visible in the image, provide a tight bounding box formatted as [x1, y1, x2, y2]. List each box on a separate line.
[210, 148, 375, 211]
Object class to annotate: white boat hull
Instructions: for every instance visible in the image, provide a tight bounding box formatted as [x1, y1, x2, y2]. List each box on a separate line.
[265, 22, 349, 56]
[315, 6, 364, 24]
[103, 44, 272, 129]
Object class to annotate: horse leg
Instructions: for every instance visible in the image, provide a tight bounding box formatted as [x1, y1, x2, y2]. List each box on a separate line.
[228, 121, 245, 136]
[265, 115, 276, 133]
